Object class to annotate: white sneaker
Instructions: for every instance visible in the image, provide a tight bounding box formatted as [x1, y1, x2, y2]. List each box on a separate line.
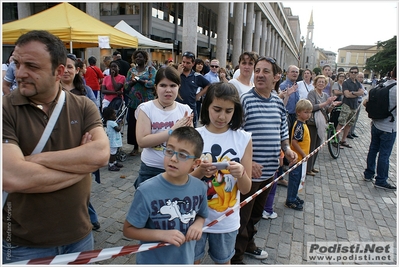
[262, 211, 278, 219]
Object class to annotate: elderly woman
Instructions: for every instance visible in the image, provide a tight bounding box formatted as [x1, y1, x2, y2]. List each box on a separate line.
[306, 75, 338, 176]
[124, 50, 157, 156]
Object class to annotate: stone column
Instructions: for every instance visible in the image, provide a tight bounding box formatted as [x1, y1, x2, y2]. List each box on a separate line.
[270, 30, 276, 58]
[232, 2, 244, 67]
[216, 3, 229, 67]
[266, 24, 272, 56]
[17, 3, 31, 19]
[85, 3, 101, 60]
[276, 37, 282, 64]
[182, 3, 198, 55]
[243, 3, 254, 52]
[260, 19, 268, 56]
[252, 11, 262, 54]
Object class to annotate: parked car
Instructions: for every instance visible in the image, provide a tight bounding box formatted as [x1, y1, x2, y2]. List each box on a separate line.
[363, 79, 372, 84]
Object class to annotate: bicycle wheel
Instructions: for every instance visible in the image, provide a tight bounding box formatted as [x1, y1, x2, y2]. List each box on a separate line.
[327, 127, 340, 159]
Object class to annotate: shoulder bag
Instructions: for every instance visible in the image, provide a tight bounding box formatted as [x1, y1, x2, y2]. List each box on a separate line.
[3, 90, 66, 208]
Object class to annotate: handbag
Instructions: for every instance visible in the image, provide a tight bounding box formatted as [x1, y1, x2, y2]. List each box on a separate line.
[2, 90, 66, 208]
[306, 112, 316, 126]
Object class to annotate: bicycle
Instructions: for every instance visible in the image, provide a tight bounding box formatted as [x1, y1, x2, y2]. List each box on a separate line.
[326, 107, 341, 159]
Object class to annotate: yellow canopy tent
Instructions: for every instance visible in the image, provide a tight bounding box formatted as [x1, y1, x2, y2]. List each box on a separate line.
[2, 2, 138, 50]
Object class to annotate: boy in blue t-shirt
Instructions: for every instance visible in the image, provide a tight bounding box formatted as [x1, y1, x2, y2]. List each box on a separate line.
[285, 99, 313, 211]
[123, 127, 208, 264]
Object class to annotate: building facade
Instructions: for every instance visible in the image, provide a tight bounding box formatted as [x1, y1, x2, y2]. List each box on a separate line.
[336, 45, 380, 78]
[3, 2, 323, 72]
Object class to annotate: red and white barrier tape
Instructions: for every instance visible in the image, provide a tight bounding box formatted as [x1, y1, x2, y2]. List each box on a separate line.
[7, 108, 358, 265]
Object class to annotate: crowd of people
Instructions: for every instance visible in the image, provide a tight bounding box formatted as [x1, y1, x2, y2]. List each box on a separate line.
[2, 30, 396, 265]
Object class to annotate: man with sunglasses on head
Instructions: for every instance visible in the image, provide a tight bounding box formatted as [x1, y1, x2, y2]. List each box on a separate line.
[336, 66, 364, 148]
[177, 51, 210, 127]
[232, 56, 298, 264]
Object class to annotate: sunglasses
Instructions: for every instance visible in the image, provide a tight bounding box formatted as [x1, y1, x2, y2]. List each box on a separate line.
[210, 65, 219, 68]
[350, 71, 358, 74]
[183, 51, 195, 59]
[257, 56, 276, 64]
[67, 53, 77, 61]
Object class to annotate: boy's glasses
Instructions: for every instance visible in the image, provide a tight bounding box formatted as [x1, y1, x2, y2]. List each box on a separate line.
[163, 148, 196, 161]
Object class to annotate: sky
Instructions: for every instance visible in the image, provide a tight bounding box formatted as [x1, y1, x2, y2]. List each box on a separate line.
[282, 1, 398, 54]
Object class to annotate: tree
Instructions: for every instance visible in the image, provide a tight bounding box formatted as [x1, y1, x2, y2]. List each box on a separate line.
[365, 36, 397, 76]
[313, 67, 321, 76]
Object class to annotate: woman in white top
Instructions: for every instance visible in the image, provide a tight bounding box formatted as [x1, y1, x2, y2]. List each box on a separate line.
[134, 66, 193, 188]
[296, 68, 314, 99]
[229, 51, 258, 96]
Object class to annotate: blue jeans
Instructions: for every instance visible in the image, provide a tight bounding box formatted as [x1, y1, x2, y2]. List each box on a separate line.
[2, 232, 93, 264]
[286, 164, 302, 203]
[364, 124, 396, 185]
[88, 202, 98, 224]
[134, 161, 164, 189]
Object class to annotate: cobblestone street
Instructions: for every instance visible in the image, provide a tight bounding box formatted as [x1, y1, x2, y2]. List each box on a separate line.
[91, 106, 396, 264]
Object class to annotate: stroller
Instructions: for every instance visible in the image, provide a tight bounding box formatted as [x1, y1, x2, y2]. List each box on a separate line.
[103, 96, 130, 162]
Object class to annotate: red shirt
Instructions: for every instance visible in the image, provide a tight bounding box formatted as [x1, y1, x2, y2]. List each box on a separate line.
[84, 65, 104, 91]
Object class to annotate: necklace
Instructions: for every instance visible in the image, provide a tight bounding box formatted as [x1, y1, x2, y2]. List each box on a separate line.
[157, 99, 174, 109]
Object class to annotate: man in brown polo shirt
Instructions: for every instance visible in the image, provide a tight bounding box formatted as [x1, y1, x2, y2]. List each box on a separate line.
[2, 30, 109, 263]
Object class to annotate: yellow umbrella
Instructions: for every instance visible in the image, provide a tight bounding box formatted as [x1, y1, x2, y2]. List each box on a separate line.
[2, 2, 138, 49]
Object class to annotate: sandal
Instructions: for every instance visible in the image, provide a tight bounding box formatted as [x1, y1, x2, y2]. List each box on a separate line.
[339, 141, 352, 148]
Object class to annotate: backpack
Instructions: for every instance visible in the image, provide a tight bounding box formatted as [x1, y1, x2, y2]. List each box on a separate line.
[366, 82, 397, 121]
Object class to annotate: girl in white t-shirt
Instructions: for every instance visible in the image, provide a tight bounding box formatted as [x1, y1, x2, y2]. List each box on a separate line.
[192, 82, 252, 264]
[134, 66, 193, 188]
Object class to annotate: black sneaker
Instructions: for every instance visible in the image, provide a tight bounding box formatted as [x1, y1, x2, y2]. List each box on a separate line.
[108, 165, 120, 171]
[244, 248, 268, 259]
[347, 134, 354, 139]
[374, 183, 397, 190]
[285, 201, 303, 211]
[115, 162, 124, 168]
[296, 197, 304, 204]
[352, 133, 359, 138]
[92, 222, 100, 231]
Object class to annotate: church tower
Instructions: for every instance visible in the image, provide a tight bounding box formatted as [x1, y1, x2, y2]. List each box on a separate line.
[306, 10, 314, 46]
[302, 9, 315, 70]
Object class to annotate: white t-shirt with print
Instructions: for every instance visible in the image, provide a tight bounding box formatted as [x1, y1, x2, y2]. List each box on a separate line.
[135, 100, 192, 169]
[196, 126, 251, 233]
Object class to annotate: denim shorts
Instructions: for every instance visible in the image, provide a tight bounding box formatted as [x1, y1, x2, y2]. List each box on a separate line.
[134, 161, 164, 189]
[194, 230, 238, 264]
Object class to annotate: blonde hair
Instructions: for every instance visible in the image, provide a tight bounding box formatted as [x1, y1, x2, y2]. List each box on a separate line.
[296, 99, 313, 113]
[312, 74, 328, 87]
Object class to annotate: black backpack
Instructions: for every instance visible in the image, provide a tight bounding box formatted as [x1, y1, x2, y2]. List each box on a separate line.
[366, 82, 397, 121]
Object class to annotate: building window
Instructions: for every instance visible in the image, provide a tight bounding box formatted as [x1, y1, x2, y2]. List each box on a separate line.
[152, 3, 181, 25]
[340, 57, 344, 63]
[119, 3, 139, 15]
[100, 3, 119, 16]
[2, 3, 18, 21]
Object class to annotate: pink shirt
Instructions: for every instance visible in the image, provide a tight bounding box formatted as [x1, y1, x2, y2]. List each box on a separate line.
[103, 74, 126, 102]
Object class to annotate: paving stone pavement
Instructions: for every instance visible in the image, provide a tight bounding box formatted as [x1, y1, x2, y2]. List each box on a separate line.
[91, 106, 396, 265]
